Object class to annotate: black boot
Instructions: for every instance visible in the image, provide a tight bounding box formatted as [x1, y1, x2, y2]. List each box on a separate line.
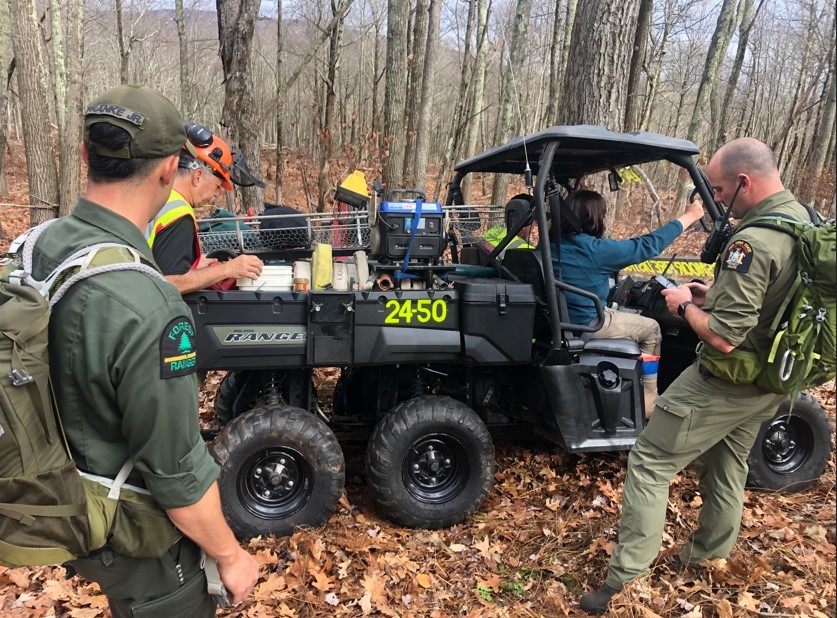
[580, 583, 621, 614]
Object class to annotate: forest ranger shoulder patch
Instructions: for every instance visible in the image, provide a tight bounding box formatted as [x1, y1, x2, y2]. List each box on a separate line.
[160, 317, 198, 379]
[722, 240, 754, 273]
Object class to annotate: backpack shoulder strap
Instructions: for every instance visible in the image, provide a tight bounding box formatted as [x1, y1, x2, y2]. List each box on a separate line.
[734, 212, 803, 240]
[46, 244, 165, 308]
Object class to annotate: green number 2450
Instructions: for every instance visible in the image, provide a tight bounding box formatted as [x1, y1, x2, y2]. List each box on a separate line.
[384, 299, 448, 324]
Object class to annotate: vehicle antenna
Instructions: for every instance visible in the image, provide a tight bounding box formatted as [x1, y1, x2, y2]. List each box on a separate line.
[501, 30, 532, 189]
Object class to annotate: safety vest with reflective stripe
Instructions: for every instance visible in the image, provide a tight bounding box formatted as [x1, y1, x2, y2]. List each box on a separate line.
[481, 226, 533, 258]
[145, 190, 202, 268]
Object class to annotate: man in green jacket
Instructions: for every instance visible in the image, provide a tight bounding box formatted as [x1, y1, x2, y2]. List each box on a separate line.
[581, 138, 808, 613]
[32, 85, 258, 616]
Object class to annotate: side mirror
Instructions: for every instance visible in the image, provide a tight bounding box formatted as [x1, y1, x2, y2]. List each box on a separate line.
[608, 170, 622, 192]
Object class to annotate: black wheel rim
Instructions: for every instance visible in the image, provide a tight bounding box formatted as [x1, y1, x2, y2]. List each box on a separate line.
[402, 434, 469, 504]
[761, 414, 814, 475]
[238, 446, 313, 520]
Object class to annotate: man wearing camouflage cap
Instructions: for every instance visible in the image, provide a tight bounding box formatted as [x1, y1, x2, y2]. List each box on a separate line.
[30, 85, 258, 616]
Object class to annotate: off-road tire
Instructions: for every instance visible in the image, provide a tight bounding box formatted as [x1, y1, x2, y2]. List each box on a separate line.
[366, 396, 495, 529]
[214, 370, 241, 426]
[747, 392, 831, 493]
[211, 405, 345, 539]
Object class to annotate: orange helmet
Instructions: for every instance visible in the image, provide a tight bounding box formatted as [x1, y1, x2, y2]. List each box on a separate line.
[183, 122, 265, 191]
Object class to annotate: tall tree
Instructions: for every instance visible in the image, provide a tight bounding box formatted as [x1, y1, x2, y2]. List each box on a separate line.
[317, 0, 351, 212]
[545, 0, 566, 125]
[0, 0, 12, 195]
[624, 0, 652, 131]
[9, 0, 59, 224]
[685, 0, 736, 142]
[174, 0, 190, 118]
[115, 0, 130, 83]
[381, 0, 410, 189]
[713, 0, 760, 149]
[806, 57, 835, 203]
[411, 0, 442, 191]
[217, 0, 263, 214]
[554, 0, 577, 120]
[274, 0, 284, 204]
[402, 0, 429, 185]
[562, 0, 640, 128]
[489, 0, 532, 205]
[460, 0, 489, 202]
[56, 0, 84, 217]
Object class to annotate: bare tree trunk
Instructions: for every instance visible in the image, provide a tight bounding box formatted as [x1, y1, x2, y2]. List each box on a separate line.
[48, 0, 65, 133]
[381, 0, 410, 189]
[403, 0, 429, 185]
[806, 55, 835, 202]
[714, 0, 760, 149]
[434, 0, 477, 199]
[217, 0, 263, 214]
[554, 0, 577, 120]
[174, 0, 190, 118]
[460, 0, 489, 202]
[685, 0, 737, 143]
[57, 0, 83, 217]
[115, 0, 130, 84]
[371, 15, 384, 141]
[639, 7, 673, 130]
[274, 0, 284, 204]
[562, 0, 639, 128]
[9, 0, 59, 223]
[489, 0, 531, 205]
[317, 0, 349, 212]
[623, 0, 651, 131]
[562, 0, 640, 231]
[545, 0, 565, 125]
[412, 0, 441, 194]
[0, 0, 12, 195]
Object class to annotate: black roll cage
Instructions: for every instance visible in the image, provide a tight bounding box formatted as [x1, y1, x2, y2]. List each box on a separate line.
[444, 128, 720, 360]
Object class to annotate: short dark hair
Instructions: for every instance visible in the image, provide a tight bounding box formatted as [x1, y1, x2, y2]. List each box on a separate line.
[86, 123, 165, 183]
[561, 190, 606, 237]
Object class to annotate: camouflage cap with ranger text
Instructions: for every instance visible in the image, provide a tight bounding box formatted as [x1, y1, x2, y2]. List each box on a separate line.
[83, 85, 186, 159]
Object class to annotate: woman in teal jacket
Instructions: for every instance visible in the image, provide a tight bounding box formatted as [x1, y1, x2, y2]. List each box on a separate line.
[551, 190, 704, 413]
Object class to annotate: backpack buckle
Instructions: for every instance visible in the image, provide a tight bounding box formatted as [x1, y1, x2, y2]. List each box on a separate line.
[8, 369, 34, 386]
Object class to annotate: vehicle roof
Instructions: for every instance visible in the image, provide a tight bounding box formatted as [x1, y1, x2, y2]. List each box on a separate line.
[453, 125, 701, 178]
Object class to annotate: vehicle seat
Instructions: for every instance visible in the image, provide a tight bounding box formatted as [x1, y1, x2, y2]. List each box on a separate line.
[504, 249, 639, 358]
[503, 248, 545, 298]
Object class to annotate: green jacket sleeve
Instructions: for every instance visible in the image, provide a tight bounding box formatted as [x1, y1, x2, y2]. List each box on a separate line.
[110, 297, 219, 509]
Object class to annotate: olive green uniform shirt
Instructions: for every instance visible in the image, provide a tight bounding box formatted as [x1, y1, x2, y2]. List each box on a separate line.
[704, 190, 807, 352]
[31, 198, 219, 509]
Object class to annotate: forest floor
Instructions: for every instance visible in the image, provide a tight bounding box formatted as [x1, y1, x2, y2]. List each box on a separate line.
[0, 141, 835, 617]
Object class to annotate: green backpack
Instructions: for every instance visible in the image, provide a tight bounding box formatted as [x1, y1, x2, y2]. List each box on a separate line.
[741, 205, 836, 395]
[0, 222, 180, 567]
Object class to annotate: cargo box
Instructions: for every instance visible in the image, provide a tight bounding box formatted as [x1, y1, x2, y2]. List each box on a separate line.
[453, 278, 536, 364]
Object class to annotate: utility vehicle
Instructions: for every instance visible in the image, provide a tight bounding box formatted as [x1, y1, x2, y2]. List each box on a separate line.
[187, 126, 832, 539]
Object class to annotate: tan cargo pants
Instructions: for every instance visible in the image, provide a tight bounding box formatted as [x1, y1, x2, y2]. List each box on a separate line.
[596, 307, 662, 356]
[605, 362, 784, 588]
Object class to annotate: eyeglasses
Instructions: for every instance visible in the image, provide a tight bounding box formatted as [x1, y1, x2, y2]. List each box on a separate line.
[185, 122, 213, 148]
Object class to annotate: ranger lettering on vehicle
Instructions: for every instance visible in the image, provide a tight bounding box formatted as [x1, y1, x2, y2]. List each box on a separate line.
[224, 332, 307, 342]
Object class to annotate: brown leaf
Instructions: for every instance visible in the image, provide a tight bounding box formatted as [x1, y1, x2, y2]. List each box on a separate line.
[716, 598, 734, 618]
[737, 590, 759, 610]
[415, 573, 432, 588]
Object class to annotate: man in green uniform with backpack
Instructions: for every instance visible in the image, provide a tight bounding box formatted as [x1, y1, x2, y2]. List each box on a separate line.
[581, 137, 833, 613]
[25, 85, 258, 616]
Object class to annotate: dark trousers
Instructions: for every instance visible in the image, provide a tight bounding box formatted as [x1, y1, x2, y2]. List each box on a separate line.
[69, 538, 216, 617]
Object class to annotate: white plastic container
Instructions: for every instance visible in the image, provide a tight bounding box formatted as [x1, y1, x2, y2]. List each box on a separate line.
[237, 265, 293, 291]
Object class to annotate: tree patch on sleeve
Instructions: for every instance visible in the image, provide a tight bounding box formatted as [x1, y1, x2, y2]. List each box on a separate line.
[160, 317, 198, 378]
